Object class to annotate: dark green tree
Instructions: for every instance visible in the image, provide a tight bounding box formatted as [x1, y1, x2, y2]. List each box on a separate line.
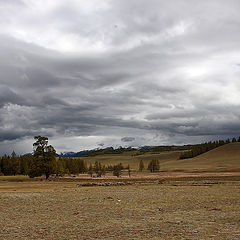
[66, 158, 78, 175]
[1, 154, 12, 175]
[77, 159, 87, 173]
[226, 138, 231, 144]
[28, 136, 57, 179]
[11, 151, 20, 176]
[19, 156, 30, 175]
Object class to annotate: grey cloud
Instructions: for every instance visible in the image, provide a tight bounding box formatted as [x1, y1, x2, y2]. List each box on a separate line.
[121, 137, 135, 142]
[1, 1, 240, 154]
[0, 86, 26, 108]
[0, 128, 54, 142]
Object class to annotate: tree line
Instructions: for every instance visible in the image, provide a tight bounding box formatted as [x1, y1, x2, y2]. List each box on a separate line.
[3, 135, 238, 178]
[0, 151, 130, 179]
[0, 137, 160, 179]
[0, 152, 87, 177]
[179, 137, 240, 159]
[0, 136, 141, 179]
[7, 134, 229, 178]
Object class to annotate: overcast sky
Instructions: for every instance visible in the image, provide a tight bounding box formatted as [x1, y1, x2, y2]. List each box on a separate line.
[1, 0, 240, 154]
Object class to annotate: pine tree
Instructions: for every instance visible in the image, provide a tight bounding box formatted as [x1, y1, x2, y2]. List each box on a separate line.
[88, 163, 93, 177]
[19, 156, 30, 175]
[1, 155, 12, 175]
[127, 164, 131, 177]
[148, 159, 160, 172]
[113, 163, 122, 177]
[139, 159, 144, 172]
[56, 158, 67, 176]
[226, 138, 231, 144]
[101, 165, 106, 176]
[11, 151, 20, 176]
[28, 136, 57, 179]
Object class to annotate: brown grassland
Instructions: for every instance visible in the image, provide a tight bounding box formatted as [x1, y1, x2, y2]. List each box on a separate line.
[80, 143, 240, 172]
[1, 143, 240, 239]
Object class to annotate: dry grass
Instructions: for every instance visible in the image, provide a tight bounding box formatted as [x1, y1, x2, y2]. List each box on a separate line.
[162, 143, 240, 172]
[1, 143, 240, 239]
[80, 143, 240, 173]
[1, 177, 240, 239]
[80, 151, 182, 170]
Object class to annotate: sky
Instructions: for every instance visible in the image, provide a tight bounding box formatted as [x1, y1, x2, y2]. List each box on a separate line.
[1, 0, 240, 155]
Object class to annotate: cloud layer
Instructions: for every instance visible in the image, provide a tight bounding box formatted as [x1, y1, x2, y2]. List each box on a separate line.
[1, 0, 240, 154]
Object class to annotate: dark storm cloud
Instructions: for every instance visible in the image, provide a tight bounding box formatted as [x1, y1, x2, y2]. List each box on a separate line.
[1, 0, 240, 154]
[0, 129, 34, 142]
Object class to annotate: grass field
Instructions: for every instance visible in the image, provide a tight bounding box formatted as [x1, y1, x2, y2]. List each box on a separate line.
[81, 151, 182, 170]
[1, 176, 240, 239]
[80, 143, 240, 172]
[1, 143, 240, 239]
[160, 143, 240, 172]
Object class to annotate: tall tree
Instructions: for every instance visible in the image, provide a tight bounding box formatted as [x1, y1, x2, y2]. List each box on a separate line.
[1, 154, 12, 175]
[28, 136, 57, 179]
[139, 159, 144, 172]
[127, 164, 131, 177]
[94, 161, 104, 177]
[11, 151, 20, 176]
[148, 159, 160, 172]
[56, 157, 67, 176]
[88, 163, 93, 177]
[113, 163, 122, 177]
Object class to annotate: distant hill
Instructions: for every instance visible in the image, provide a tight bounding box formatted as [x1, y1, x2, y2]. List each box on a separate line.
[56, 145, 193, 158]
[161, 143, 240, 172]
[22, 142, 240, 172]
[56, 150, 93, 157]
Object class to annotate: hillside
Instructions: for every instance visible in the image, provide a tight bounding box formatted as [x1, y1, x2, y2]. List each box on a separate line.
[79, 150, 182, 170]
[161, 143, 240, 172]
[76, 143, 240, 172]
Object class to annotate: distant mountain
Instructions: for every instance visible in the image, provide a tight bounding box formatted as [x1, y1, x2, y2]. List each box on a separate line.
[56, 150, 93, 157]
[138, 146, 153, 150]
[56, 146, 137, 157]
[24, 145, 191, 158]
[23, 153, 33, 156]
